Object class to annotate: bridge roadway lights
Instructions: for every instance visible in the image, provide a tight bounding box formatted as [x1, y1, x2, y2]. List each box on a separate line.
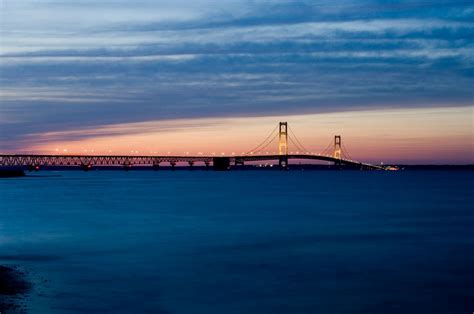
[213, 157, 231, 171]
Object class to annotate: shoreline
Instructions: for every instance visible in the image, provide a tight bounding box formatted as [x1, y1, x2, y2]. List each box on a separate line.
[0, 265, 30, 313]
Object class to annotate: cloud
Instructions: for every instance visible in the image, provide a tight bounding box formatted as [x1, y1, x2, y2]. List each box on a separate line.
[0, 0, 473, 150]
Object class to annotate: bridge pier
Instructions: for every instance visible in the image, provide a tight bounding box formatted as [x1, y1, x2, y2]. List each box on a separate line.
[204, 161, 210, 170]
[188, 161, 194, 169]
[279, 156, 288, 170]
[213, 157, 230, 171]
[28, 164, 40, 172]
[333, 160, 342, 170]
[234, 158, 244, 167]
[170, 161, 176, 171]
[153, 162, 160, 171]
[81, 164, 92, 171]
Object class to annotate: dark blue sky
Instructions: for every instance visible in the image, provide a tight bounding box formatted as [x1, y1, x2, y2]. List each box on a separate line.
[0, 0, 473, 150]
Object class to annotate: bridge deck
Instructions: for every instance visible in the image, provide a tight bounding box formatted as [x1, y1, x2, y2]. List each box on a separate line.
[0, 154, 384, 170]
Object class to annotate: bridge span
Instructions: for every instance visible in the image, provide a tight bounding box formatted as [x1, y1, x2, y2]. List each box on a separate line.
[0, 122, 389, 171]
[0, 153, 384, 171]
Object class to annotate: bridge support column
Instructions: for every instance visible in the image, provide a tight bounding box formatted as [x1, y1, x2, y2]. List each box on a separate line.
[333, 135, 342, 169]
[123, 159, 132, 171]
[234, 158, 244, 167]
[28, 164, 40, 172]
[153, 162, 160, 171]
[205, 161, 210, 170]
[188, 161, 194, 170]
[81, 164, 92, 171]
[213, 157, 230, 171]
[279, 122, 288, 155]
[279, 156, 288, 170]
[170, 161, 176, 171]
[334, 135, 342, 159]
[279, 122, 289, 170]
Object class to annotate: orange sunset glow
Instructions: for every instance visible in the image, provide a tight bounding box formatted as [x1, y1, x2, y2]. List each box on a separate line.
[16, 106, 473, 164]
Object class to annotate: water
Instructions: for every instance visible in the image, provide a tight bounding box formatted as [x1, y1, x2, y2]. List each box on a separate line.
[1, 170, 473, 313]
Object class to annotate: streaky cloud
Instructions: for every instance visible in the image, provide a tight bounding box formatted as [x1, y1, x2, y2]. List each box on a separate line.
[0, 0, 473, 152]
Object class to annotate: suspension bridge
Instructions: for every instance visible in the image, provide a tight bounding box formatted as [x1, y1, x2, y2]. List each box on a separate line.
[0, 122, 389, 171]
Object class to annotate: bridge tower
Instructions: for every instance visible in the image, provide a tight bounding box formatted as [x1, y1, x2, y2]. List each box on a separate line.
[279, 122, 288, 169]
[279, 122, 288, 155]
[334, 135, 342, 166]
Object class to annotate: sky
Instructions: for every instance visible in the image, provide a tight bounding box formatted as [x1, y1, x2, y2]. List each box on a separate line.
[0, 0, 473, 164]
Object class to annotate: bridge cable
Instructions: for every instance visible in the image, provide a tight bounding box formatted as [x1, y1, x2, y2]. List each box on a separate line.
[245, 124, 279, 155]
[287, 134, 306, 153]
[341, 143, 353, 161]
[288, 135, 308, 154]
[248, 129, 278, 155]
[252, 135, 278, 154]
[288, 126, 310, 153]
[287, 126, 310, 153]
[320, 141, 333, 156]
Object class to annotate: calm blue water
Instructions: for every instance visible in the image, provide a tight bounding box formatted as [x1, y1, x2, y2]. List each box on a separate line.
[1, 170, 473, 313]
